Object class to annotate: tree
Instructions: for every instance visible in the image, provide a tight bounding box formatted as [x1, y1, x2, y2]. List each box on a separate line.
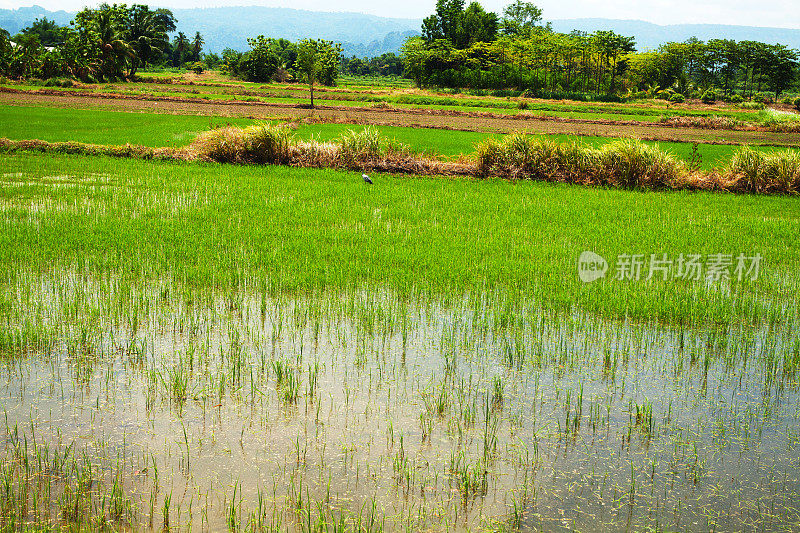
[18, 18, 70, 47]
[191, 31, 204, 62]
[500, 0, 543, 37]
[461, 3, 498, 46]
[401, 36, 428, 86]
[172, 32, 189, 67]
[763, 44, 798, 98]
[241, 35, 281, 81]
[295, 39, 342, 108]
[126, 5, 171, 77]
[72, 4, 132, 80]
[203, 52, 221, 69]
[422, 0, 465, 46]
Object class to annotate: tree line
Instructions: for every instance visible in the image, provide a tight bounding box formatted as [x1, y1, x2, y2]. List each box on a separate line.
[1, 0, 797, 101]
[401, 0, 799, 99]
[0, 3, 207, 81]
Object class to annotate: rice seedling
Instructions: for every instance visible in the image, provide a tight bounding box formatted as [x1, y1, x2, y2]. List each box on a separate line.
[0, 149, 798, 532]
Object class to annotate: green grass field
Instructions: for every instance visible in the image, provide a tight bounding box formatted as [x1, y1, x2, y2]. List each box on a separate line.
[2, 75, 800, 533]
[2, 105, 797, 169]
[2, 77, 769, 123]
[1, 152, 797, 325]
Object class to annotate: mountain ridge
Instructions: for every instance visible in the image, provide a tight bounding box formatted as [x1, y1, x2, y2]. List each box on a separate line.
[2, 6, 800, 57]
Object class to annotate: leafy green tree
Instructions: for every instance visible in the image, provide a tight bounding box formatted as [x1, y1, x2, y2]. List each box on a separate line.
[401, 36, 429, 86]
[500, 0, 542, 37]
[203, 52, 221, 69]
[0, 28, 12, 73]
[296, 39, 342, 107]
[6, 33, 43, 78]
[422, 0, 465, 46]
[763, 44, 798, 98]
[462, 3, 498, 45]
[241, 35, 281, 81]
[18, 18, 70, 47]
[72, 4, 131, 80]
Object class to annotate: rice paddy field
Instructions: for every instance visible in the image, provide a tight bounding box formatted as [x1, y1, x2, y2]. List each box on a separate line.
[1, 71, 800, 532]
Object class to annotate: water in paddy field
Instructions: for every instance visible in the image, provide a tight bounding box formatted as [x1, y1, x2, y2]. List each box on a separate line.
[0, 270, 799, 532]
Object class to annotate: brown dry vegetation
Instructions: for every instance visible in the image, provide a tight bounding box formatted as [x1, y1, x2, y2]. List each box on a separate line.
[3, 125, 798, 195]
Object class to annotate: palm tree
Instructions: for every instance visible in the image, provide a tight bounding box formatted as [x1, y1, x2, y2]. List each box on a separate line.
[191, 32, 204, 62]
[126, 5, 169, 77]
[94, 7, 131, 79]
[173, 32, 189, 67]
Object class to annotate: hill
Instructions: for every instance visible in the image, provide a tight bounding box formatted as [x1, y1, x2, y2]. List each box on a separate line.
[2, 6, 800, 57]
[549, 19, 800, 51]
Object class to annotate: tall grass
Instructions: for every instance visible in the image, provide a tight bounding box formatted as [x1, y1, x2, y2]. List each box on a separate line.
[477, 134, 683, 188]
[191, 123, 294, 164]
[477, 133, 800, 193]
[192, 125, 411, 168]
[729, 147, 800, 193]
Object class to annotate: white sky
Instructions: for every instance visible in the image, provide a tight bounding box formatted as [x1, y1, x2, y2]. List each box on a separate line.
[1, 0, 798, 29]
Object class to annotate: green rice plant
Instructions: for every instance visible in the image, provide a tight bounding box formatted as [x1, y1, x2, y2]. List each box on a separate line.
[449, 450, 488, 501]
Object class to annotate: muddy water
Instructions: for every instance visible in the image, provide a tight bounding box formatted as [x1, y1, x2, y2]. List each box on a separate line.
[1, 273, 799, 531]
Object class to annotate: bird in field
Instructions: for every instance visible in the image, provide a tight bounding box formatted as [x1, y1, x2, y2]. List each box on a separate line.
[362, 173, 373, 184]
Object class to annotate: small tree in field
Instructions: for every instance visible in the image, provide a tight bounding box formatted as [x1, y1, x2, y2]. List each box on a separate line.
[296, 39, 342, 108]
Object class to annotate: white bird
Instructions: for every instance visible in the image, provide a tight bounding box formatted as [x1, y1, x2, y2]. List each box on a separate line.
[362, 173, 373, 185]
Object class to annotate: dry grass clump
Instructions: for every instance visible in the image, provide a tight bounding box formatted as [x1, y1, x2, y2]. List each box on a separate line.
[476, 133, 593, 182]
[191, 125, 410, 168]
[729, 147, 800, 193]
[658, 116, 745, 130]
[595, 140, 683, 188]
[191, 123, 295, 164]
[476, 134, 683, 189]
[0, 138, 185, 161]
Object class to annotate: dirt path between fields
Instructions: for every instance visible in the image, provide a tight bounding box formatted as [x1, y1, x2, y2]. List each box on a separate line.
[3, 91, 800, 147]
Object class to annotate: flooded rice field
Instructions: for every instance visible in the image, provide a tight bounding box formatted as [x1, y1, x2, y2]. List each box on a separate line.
[1, 270, 799, 531]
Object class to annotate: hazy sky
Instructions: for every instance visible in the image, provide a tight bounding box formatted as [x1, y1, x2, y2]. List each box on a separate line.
[2, 0, 798, 29]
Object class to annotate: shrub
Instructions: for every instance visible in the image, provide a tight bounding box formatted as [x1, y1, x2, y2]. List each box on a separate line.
[517, 100, 529, 110]
[43, 77, 74, 88]
[728, 94, 743, 104]
[754, 92, 774, 104]
[794, 97, 800, 111]
[729, 147, 800, 193]
[701, 90, 716, 104]
[190, 62, 205, 75]
[669, 93, 685, 103]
